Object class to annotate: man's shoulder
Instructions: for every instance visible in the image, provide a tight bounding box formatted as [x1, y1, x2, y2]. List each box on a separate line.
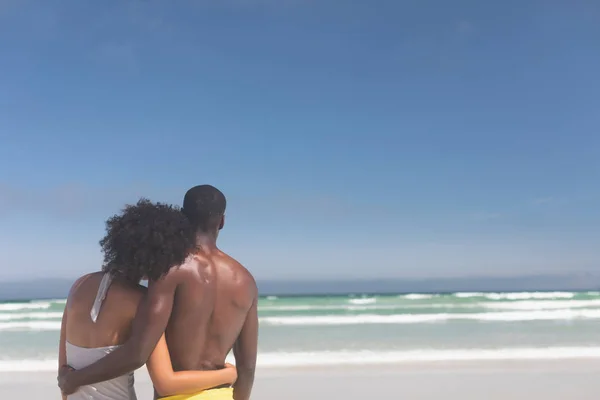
[222, 253, 257, 294]
[237, 262, 256, 287]
[161, 251, 256, 290]
[222, 252, 245, 269]
[219, 251, 254, 277]
[161, 259, 198, 280]
[158, 255, 214, 286]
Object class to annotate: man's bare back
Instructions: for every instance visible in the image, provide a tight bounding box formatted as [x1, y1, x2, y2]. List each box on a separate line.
[165, 250, 257, 372]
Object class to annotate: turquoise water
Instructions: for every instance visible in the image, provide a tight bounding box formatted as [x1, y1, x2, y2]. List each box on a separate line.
[2, 291, 600, 370]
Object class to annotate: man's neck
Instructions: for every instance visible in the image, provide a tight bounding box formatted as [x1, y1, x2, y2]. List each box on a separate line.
[194, 232, 218, 252]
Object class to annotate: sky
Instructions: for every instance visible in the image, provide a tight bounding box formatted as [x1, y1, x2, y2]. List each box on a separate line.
[1, 0, 599, 282]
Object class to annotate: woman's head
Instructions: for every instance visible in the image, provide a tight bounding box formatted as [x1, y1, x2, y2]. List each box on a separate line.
[100, 198, 196, 283]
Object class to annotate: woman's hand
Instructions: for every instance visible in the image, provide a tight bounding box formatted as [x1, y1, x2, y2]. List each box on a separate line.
[57, 364, 77, 396]
[224, 363, 237, 385]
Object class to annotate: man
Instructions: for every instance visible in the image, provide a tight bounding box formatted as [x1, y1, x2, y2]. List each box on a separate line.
[59, 185, 259, 400]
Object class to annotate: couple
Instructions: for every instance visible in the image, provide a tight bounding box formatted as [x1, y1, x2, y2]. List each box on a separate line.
[57, 185, 258, 400]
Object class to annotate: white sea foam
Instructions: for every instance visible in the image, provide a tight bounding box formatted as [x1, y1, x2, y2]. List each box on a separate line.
[265, 296, 278, 300]
[454, 292, 486, 298]
[402, 294, 436, 300]
[485, 292, 575, 300]
[260, 309, 600, 326]
[0, 312, 63, 321]
[474, 309, 600, 321]
[259, 305, 322, 311]
[254, 347, 600, 366]
[4, 347, 600, 371]
[0, 359, 58, 372]
[273, 314, 452, 325]
[259, 304, 422, 312]
[0, 302, 52, 311]
[258, 303, 475, 312]
[348, 298, 377, 305]
[259, 305, 331, 311]
[261, 314, 447, 325]
[453, 292, 576, 300]
[0, 321, 62, 331]
[482, 300, 600, 311]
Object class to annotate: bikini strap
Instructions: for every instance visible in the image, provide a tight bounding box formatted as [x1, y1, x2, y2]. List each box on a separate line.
[90, 273, 113, 323]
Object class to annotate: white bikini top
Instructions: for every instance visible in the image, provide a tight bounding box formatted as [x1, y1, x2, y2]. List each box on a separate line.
[66, 273, 137, 400]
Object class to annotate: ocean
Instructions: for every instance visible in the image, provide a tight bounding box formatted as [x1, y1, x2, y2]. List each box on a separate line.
[2, 291, 600, 372]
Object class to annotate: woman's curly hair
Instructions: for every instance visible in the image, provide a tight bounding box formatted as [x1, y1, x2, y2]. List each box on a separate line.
[100, 198, 196, 283]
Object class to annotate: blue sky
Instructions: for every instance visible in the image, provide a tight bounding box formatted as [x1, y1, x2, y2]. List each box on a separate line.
[1, 0, 599, 281]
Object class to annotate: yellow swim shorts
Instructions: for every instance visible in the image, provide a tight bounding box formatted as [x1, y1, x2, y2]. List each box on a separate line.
[160, 388, 233, 400]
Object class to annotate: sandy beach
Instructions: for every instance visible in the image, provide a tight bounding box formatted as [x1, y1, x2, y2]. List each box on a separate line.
[3, 360, 600, 399]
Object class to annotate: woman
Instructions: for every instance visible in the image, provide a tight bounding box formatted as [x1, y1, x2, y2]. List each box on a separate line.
[58, 199, 236, 399]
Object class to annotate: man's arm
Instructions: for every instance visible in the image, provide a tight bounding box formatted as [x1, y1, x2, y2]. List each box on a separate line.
[59, 273, 179, 394]
[232, 294, 258, 400]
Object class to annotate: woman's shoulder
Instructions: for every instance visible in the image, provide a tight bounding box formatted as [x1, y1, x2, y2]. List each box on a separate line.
[67, 272, 146, 306]
[70, 271, 101, 288]
[66, 272, 103, 303]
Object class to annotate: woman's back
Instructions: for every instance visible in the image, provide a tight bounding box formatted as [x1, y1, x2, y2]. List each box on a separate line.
[64, 272, 144, 400]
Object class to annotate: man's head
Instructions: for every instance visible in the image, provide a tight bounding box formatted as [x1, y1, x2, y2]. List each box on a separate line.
[182, 185, 227, 234]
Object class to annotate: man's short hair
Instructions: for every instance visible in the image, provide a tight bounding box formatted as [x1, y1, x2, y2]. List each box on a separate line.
[182, 185, 226, 232]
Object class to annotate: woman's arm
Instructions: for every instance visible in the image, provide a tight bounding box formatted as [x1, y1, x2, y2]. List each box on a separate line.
[58, 306, 68, 400]
[146, 334, 237, 397]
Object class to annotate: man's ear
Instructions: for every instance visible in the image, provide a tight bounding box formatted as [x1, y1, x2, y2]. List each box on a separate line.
[219, 215, 225, 230]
